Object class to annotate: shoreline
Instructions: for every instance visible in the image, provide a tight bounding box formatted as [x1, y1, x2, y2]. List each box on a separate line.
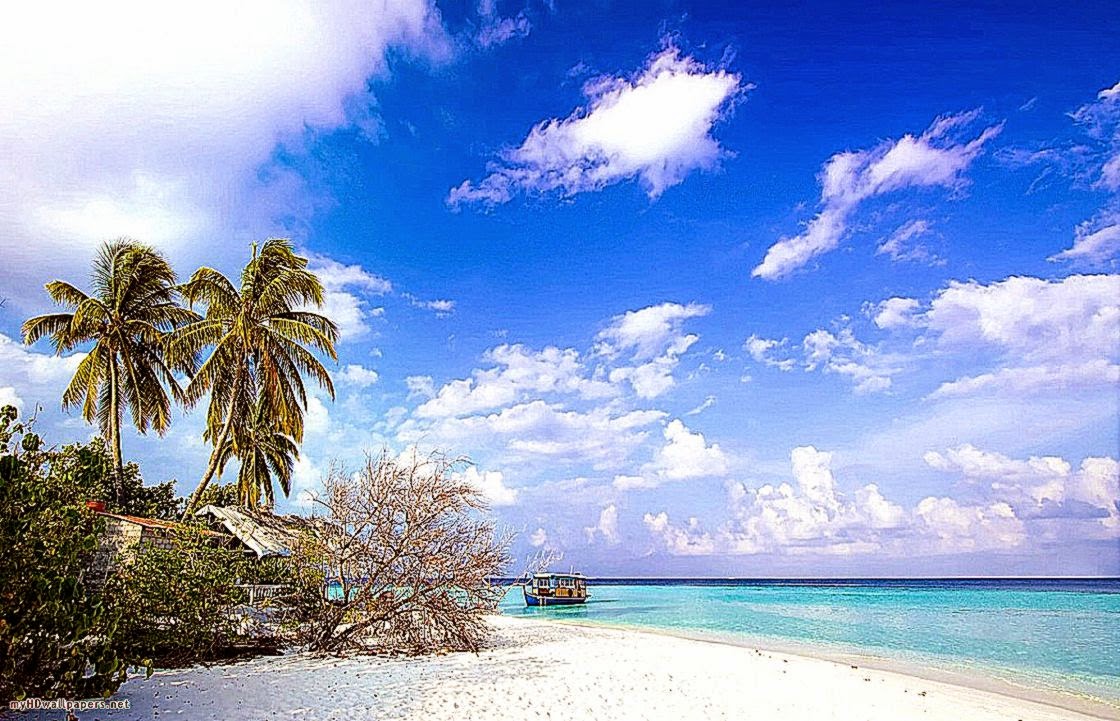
[18, 614, 1117, 721]
[524, 615, 1120, 720]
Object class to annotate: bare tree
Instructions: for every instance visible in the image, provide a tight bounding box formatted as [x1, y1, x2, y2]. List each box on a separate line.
[291, 450, 513, 655]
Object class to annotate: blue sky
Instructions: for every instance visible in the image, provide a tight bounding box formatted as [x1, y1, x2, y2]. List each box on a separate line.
[1, 0, 1118, 576]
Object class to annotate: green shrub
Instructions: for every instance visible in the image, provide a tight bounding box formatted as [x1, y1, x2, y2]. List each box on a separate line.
[0, 407, 141, 702]
[106, 529, 252, 667]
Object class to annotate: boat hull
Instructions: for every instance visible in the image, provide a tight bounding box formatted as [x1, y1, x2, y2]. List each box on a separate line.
[523, 587, 588, 607]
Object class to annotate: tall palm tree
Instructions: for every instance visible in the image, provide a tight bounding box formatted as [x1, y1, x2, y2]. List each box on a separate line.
[173, 238, 337, 515]
[214, 401, 299, 509]
[21, 239, 197, 502]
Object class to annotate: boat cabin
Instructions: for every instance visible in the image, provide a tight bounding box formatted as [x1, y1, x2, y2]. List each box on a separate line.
[523, 572, 589, 606]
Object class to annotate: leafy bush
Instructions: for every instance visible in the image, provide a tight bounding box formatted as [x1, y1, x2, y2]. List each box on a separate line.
[106, 529, 252, 666]
[0, 407, 139, 702]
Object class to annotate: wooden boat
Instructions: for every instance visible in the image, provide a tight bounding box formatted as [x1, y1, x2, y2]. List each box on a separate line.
[522, 572, 589, 606]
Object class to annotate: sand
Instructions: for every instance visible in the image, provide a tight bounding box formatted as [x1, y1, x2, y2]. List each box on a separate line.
[42, 615, 1118, 721]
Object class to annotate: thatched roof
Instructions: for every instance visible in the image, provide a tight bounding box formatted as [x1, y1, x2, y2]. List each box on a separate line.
[194, 505, 326, 558]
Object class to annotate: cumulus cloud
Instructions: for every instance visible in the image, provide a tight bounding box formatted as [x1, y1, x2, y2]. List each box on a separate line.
[924, 444, 1119, 535]
[871, 296, 921, 329]
[404, 294, 457, 317]
[337, 364, 380, 388]
[307, 255, 392, 340]
[0, 2, 450, 296]
[400, 399, 665, 472]
[912, 497, 1025, 552]
[753, 110, 1001, 279]
[923, 274, 1120, 397]
[0, 387, 23, 412]
[529, 527, 548, 547]
[642, 442, 1108, 558]
[399, 302, 712, 485]
[0, 333, 85, 411]
[598, 302, 710, 398]
[455, 466, 519, 506]
[449, 44, 745, 207]
[643, 512, 715, 555]
[649, 420, 729, 481]
[648, 446, 906, 557]
[744, 334, 796, 370]
[685, 395, 716, 416]
[415, 344, 615, 418]
[586, 504, 620, 545]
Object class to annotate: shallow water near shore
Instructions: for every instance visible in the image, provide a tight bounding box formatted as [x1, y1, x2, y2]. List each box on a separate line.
[499, 579, 1120, 707]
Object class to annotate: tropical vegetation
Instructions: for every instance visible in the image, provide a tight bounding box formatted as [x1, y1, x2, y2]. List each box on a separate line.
[20, 237, 337, 510]
[20, 240, 196, 503]
[171, 238, 337, 513]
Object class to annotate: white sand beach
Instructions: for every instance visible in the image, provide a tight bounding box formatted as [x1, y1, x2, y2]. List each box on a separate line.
[66, 616, 1116, 721]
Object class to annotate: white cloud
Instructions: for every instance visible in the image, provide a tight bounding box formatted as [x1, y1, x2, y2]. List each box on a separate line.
[405, 294, 457, 316]
[0, 387, 23, 412]
[929, 360, 1120, 399]
[405, 375, 436, 400]
[597, 302, 710, 361]
[922, 274, 1120, 396]
[802, 327, 898, 394]
[306, 254, 393, 340]
[1050, 210, 1120, 264]
[597, 302, 709, 398]
[400, 399, 665, 472]
[648, 419, 729, 482]
[924, 444, 1119, 535]
[529, 527, 548, 547]
[0, 333, 85, 413]
[743, 334, 796, 371]
[0, 2, 450, 291]
[723, 446, 907, 554]
[912, 497, 1025, 552]
[753, 111, 1000, 279]
[474, 0, 530, 48]
[586, 504, 620, 545]
[748, 326, 898, 394]
[449, 44, 745, 206]
[455, 466, 519, 506]
[416, 344, 614, 419]
[310, 254, 394, 294]
[643, 512, 716, 555]
[337, 364, 380, 387]
[877, 219, 939, 263]
[871, 296, 921, 329]
[685, 395, 716, 416]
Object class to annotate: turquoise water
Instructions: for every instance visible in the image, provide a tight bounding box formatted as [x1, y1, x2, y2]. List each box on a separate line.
[498, 579, 1120, 703]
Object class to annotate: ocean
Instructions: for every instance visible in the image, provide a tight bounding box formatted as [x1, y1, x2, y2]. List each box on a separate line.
[498, 578, 1120, 704]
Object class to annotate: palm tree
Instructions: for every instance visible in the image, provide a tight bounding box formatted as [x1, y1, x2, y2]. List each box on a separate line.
[173, 238, 337, 515]
[214, 400, 299, 509]
[21, 239, 197, 502]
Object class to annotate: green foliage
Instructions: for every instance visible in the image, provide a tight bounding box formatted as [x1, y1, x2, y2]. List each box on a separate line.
[190, 481, 241, 511]
[20, 239, 198, 502]
[0, 407, 137, 703]
[172, 239, 339, 512]
[107, 529, 251, 667]
[49, 434, 182, 520]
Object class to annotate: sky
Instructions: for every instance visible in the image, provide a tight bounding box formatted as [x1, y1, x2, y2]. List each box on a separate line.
[0, 0, 1118, 576]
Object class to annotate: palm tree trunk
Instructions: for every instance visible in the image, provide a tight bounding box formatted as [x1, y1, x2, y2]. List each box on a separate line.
[109, 355, 124, 506]
[183, 404, 237, 518]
